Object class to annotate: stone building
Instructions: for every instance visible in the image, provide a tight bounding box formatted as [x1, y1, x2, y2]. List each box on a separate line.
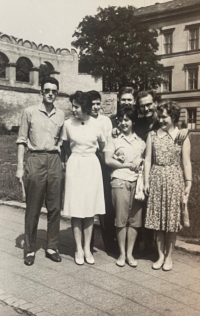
[0, 33, 117, 129]
[135, 0, 200, 129]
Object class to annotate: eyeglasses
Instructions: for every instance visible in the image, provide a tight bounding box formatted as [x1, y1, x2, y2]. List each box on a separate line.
[92, 102, 101, 105]
[43, 89, 58, 95]
[139, 102, 153, 109]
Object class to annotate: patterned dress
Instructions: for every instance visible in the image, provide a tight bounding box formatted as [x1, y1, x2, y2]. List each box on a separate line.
[145, 129, 184, 232]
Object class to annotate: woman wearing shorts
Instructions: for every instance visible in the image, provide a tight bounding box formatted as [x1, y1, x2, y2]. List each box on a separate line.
[104, 106, 145, 267]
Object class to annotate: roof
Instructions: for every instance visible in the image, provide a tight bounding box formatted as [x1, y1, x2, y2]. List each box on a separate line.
[134, 0, 200, 17]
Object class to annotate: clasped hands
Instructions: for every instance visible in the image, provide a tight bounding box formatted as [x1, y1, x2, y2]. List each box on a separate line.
[114, 155, 143, 172]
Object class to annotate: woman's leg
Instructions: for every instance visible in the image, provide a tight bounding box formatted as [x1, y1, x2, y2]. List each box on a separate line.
[116, 227, 126, 266]
[126, 227, 138, 266]
[83, 217, 94, 260]
[164, 232, 176, 270]
[153, 230, 165, 269]
[71, 217, 84, 259]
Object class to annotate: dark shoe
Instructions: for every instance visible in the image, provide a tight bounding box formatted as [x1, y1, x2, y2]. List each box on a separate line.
[45, 250, 62, 262]
[24, 254, 35, 266]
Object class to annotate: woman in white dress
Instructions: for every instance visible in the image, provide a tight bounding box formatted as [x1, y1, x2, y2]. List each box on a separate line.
[62, 91, 105, 265]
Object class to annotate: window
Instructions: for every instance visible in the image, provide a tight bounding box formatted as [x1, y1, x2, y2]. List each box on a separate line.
[188, 68, 198, 90]
[187, 108, 196, 129]
[0, 52, 9, 78]
[163, 70, 172, 92]
[189, 28, 199, 50]
[164, 33, 172, 54]
[16, 57, 33, 83]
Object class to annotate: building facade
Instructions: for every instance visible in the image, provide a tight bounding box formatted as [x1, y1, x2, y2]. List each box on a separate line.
[135, 0, 200, 129]
[0, 33, 109, 129]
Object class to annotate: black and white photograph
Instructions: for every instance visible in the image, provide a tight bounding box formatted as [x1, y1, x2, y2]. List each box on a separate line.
[0, 0, 199, 315]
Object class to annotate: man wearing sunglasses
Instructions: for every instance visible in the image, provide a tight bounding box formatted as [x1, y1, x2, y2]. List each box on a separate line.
[16, 77, 64, 266]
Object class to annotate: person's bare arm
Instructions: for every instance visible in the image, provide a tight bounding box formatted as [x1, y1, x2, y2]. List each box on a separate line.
[144, 134, 152, 196]
[16, 144, 26, 183]
[105, 150, 132, 169]
[182, 136, 192, 198]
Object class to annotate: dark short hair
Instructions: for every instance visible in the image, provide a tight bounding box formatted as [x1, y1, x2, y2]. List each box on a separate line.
[118, 86, 136, 100]
[157, 100, 180, 124]
[69, 91, 92, 115]
[117, 106, 138, 124]
[87, 90, 101, 101]
[136, 89, 161, 107]
[41, 76, 59, 90]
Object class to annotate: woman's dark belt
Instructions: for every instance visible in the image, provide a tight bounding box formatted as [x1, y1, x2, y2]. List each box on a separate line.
[30, 150, 59, 154]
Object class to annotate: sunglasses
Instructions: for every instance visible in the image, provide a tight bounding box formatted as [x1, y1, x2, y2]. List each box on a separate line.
[92, 102, 101, 105]
[43, 89, 58, 95]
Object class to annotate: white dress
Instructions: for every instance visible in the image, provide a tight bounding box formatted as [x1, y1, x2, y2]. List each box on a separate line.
[62, 116, 106, 218]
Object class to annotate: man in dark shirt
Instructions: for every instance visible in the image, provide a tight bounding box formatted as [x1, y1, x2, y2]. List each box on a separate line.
[134, 90, 160, 141]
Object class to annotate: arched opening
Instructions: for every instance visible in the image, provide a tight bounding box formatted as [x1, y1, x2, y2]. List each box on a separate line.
[0, 52, 9, 78]
[16, 57, 33, 83]
[39, 61, 54, 85]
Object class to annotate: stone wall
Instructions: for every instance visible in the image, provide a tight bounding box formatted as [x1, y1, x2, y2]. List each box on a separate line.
[0, 88, 117, 129]
[0, 33, 101, 94]
[0, 32, 108, 129]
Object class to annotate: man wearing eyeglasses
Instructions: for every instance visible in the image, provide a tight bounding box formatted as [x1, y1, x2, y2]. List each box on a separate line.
[16, 77, 64, 266]
[134, 90, 160, 142]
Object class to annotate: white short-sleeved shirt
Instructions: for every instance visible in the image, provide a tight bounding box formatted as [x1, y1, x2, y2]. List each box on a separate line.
[62, 116, 105, 155]
[104, 133, 146, 181]
[96, 114, 112, 143]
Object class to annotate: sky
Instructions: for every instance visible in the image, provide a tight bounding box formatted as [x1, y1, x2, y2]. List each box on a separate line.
[0, 0, 171, 49]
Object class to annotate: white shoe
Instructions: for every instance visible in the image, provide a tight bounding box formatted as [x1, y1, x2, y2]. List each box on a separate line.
[74, 252, 84, 265]
[152, 260, 164, 270]
[163, 261, 173, 271]
[116, 257, 125, 267]
[85, 255, 95, 265]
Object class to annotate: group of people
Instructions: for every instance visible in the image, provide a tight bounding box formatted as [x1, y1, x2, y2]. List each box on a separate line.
[16, 77, 192, 272]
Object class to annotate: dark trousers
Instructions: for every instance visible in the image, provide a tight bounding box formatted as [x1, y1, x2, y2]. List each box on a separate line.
[24, 152, 64, 253]
[94, 152, 116, 251]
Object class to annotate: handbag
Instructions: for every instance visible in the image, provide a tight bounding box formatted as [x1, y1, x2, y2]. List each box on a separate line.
[135, 165, 145, 201]
[181, 194, 190, 227]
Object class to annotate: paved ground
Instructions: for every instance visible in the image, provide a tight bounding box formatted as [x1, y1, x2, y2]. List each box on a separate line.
[0, 205, 200, 316]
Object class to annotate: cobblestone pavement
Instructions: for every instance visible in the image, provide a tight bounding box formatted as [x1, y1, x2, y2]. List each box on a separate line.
[0, 205, 200, 316]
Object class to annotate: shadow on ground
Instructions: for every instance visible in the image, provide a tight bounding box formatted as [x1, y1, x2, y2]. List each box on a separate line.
[15, 225, 156, 263]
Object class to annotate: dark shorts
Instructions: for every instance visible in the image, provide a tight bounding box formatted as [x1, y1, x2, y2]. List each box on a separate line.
[111, 178, 143, 228]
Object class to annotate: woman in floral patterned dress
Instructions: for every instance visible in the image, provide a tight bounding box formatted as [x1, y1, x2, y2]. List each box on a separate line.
[144, 100, 192, 271]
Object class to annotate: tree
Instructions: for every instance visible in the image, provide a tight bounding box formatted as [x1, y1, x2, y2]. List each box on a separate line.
[72, 6, 164, 91]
